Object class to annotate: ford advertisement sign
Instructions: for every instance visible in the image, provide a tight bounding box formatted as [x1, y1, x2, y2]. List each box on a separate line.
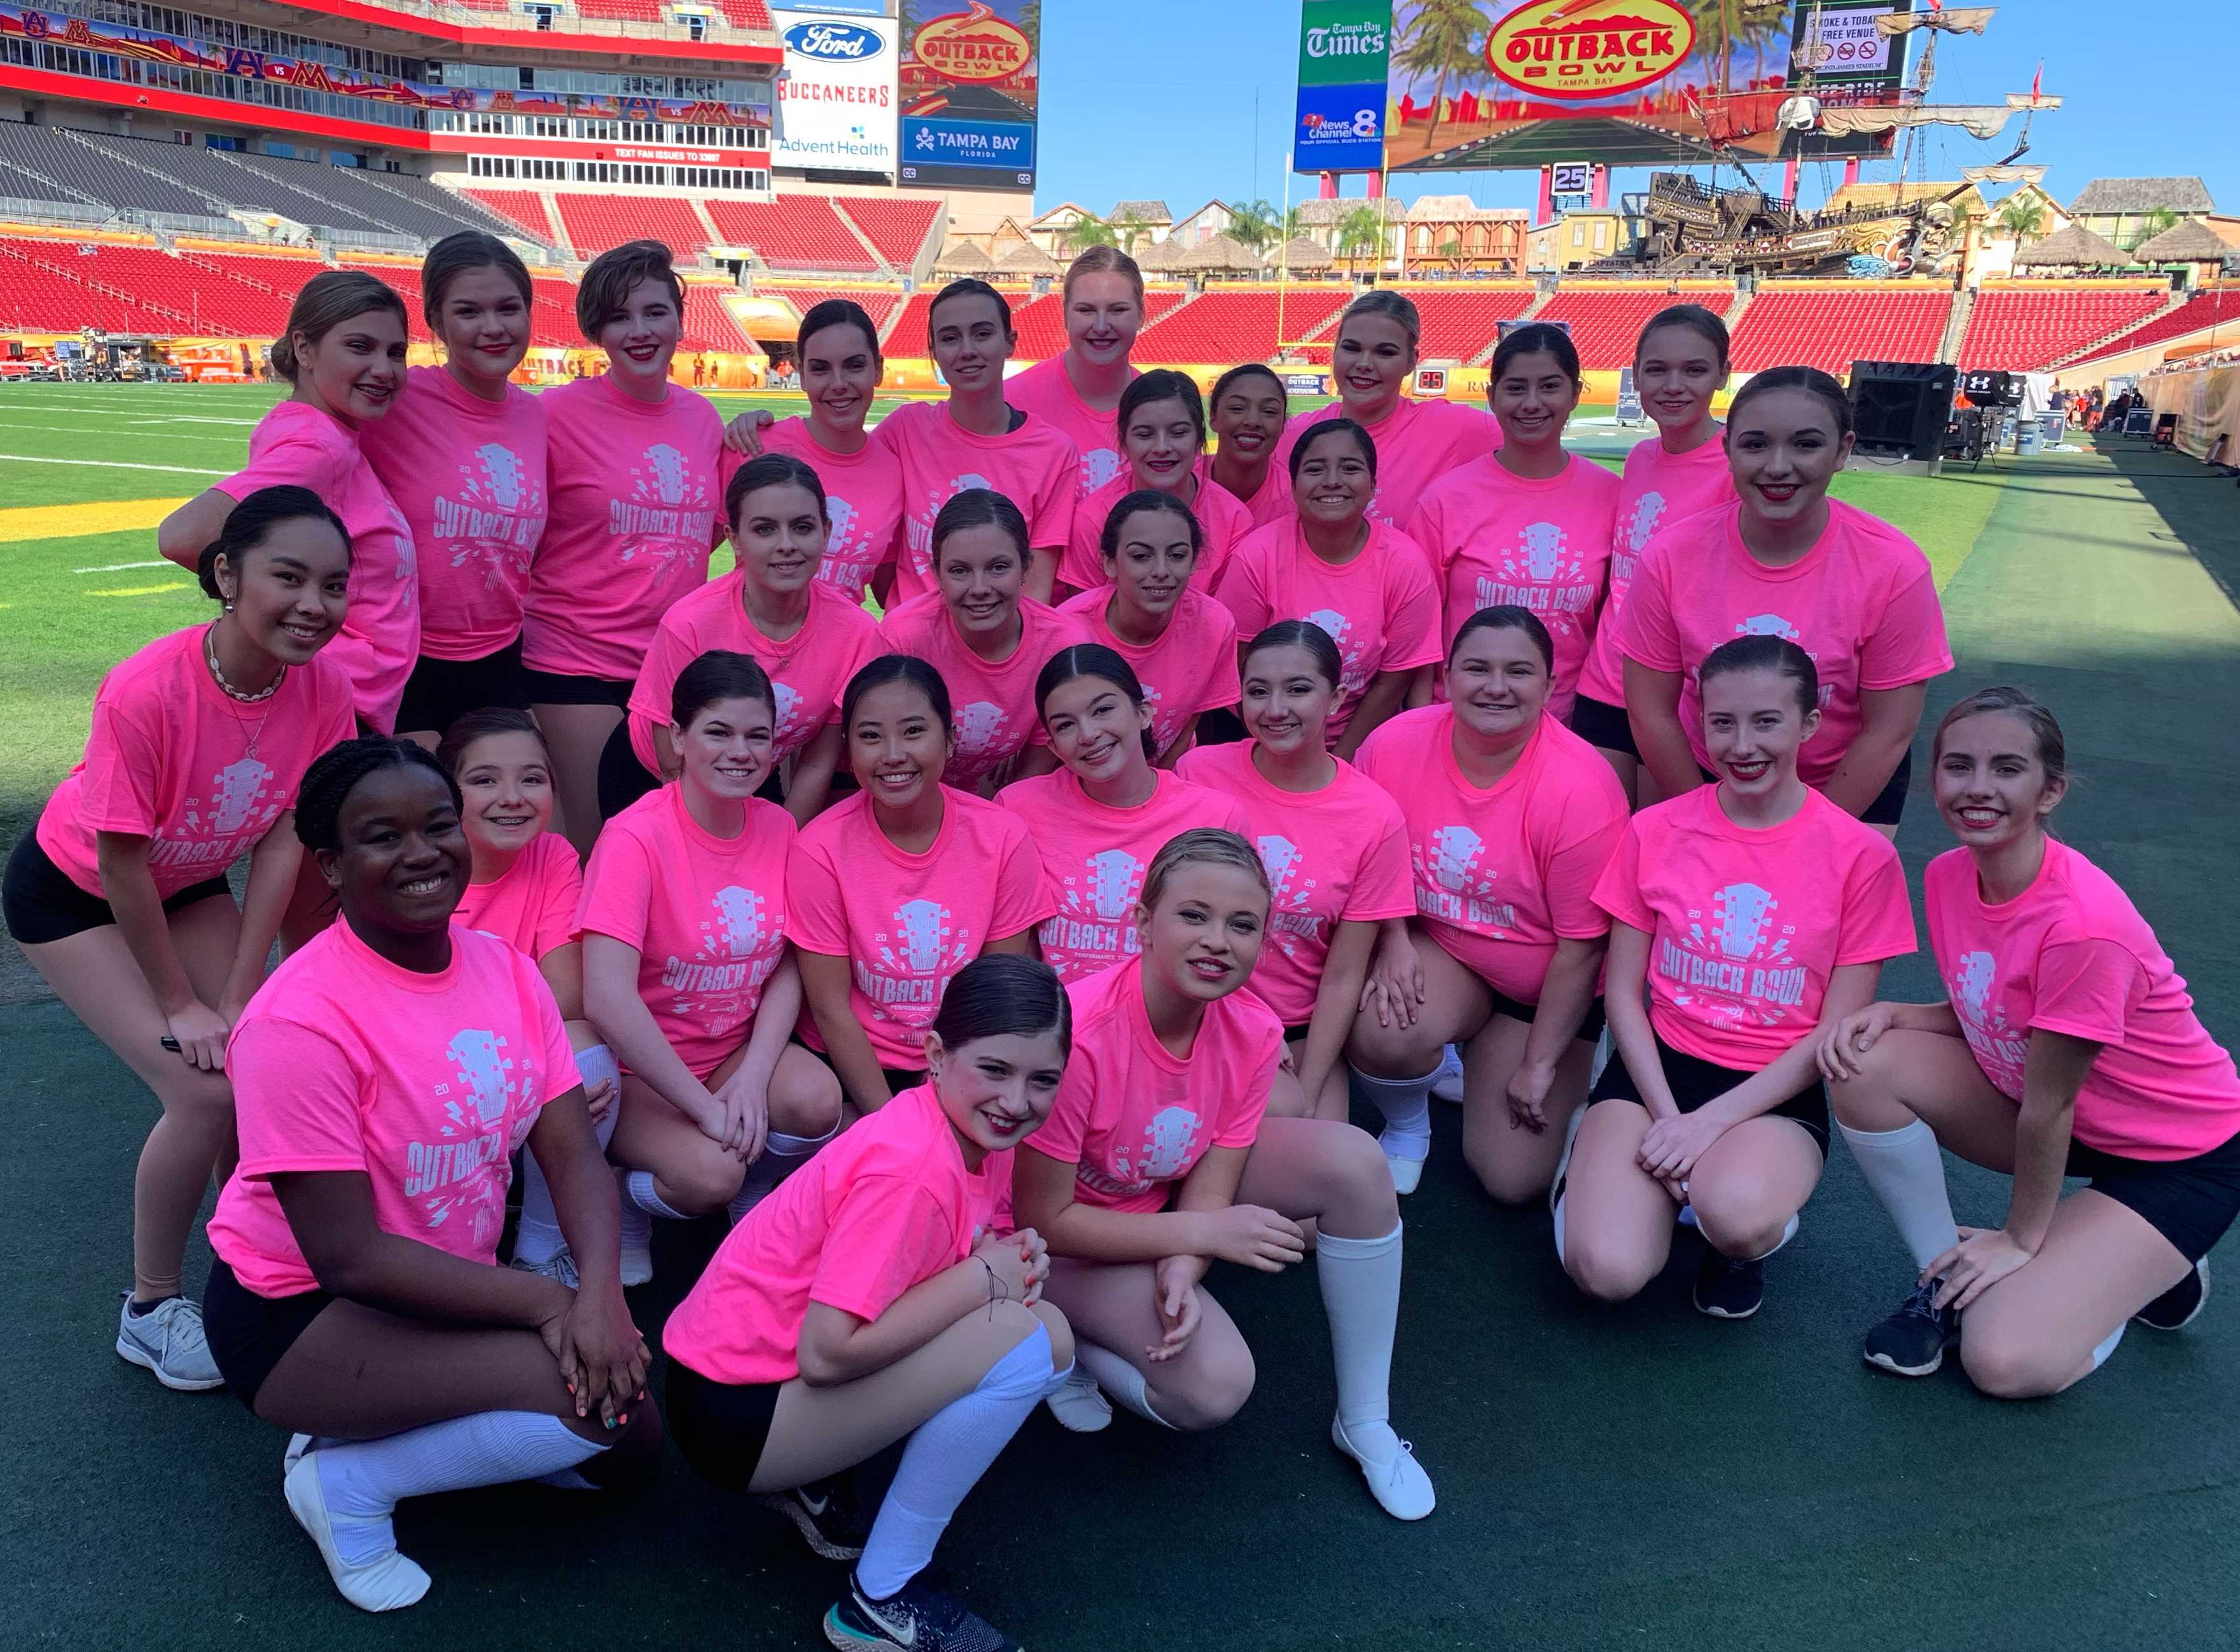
[783, 20, 880, 60]
[774, 8, 898, 177]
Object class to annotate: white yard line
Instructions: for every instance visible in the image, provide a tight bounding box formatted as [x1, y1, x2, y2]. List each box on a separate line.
[71, 559, 171, 573]
[0, 452, 227, 475]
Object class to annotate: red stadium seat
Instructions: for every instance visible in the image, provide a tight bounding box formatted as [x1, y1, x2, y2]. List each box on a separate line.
[555, 195, 710, 260]
[831, 198, 942, 269]
[464, 190, 555, 243]
[2071, 289, 2240, 365]
[1958, 286, 2169, 371]
[1730, 286, 1952, 375]
[758, 285, 903, 333]
[1531, 288, 1701, 371]
[705, 198, 878, 272]
[1132, 289, 1353, 366]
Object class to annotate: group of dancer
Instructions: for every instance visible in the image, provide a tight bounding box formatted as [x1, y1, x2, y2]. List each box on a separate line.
[9, 233, 2237, 1652]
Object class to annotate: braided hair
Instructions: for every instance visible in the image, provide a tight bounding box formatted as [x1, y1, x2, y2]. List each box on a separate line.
[296, 737, 461, 852]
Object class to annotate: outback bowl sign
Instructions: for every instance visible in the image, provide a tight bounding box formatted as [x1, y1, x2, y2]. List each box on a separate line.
[1484, 0, 1695, 101]
[912, 3, 1030, 82]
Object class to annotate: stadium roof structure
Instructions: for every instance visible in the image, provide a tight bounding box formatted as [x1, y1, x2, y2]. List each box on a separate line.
[2014, 222, 2131, 268]
[2132, 219, 2233, 263]
[2070, 176, 2216, 214]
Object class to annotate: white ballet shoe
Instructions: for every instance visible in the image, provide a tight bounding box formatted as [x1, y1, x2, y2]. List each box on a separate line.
[1331, 1416, 1437, 1522]
[283, 1452, 431, 1613]
[1044, 1368, 1113, 1433]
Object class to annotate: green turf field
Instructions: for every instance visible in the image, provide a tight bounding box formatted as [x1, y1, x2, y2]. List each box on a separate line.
[3, 387, 2234, 1651]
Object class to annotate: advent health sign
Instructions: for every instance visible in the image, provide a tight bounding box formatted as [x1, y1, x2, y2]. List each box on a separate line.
[774, 10, 898, 175]
[1293, 0, 1391, 174]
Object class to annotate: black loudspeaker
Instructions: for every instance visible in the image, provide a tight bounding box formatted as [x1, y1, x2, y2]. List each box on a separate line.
[1849, 359, 1958, 461]
[1961, 368, 2026, 406]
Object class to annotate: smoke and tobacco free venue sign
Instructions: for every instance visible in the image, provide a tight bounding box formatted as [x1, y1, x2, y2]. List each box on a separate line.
[1294, 0, 1391, 172]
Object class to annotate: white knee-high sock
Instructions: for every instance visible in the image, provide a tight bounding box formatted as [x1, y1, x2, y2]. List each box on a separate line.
[1073, 1339, 1175, 1429]
[728, 1124, 836, 1225]
[1353, 1067, 1436, 1163]
[1316, 1221, 1404, 1462]
[316, 1412, 606, 1565]
[855, 1324, 1052, 1601]
[1840, 1119, 1961, 1272]
[2090, 1320, 2126, 1371]
[1551, 1193, 1566, 1264]
[516, 1047, 620, 1266]
[625, 1169, 693, 1223]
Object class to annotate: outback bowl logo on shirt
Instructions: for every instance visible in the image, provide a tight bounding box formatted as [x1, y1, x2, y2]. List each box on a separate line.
[1041, 849, 1146, 967]
[1660, 882, 1805, 1027]
[1305, 607, 1368, 695]
[1613, 489, 1665, 585]
[1484, 0, 1696, 101]
[437, 443, 545, 585]
[614, 443, 716, 558]
[1257, 834, 1326, 955]
[858, 898, 973, 1013]
[664, 885, 781, 1017]
[1415, 824, 1516, 931]
[951, 700, 1011, 763]
[1478, 522, 1595, 635]
[1080, 448, 1126, 491]
[1082, 1103, 1205, 1198]
[1949, 948, 2029, 1095]
[410, 1027, 532, 1249]
[912, 3, 1031, 81]
[159, 756, 280, 871]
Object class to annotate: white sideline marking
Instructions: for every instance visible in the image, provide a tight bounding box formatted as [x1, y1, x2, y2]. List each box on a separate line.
[0, 452, 226, 475]
[73, 559, 170, 573]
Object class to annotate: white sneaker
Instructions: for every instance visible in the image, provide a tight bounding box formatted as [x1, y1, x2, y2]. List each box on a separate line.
[511, 1247, 580, 1290]
[282, 1450, 431, 1612]
[615, 1195, 653, 1288]
[1381, 1144, 1426, 1196]
[1429, 1045, 1465, 1104]
[1045, 1368, 1113, 1433]
[1332, 1416, 1437, 1521]
[284, 1433, 312, 1480]
[116, 1293, 224, 1391]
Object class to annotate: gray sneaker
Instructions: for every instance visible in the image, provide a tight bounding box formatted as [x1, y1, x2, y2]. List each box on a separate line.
[116, 1293, 224, 1391]
[511, 1247, 581, 1290]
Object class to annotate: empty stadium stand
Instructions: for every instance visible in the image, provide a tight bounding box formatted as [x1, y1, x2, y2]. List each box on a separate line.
[714, 0, 774, 25]
[1729, 284, 1952, 374]
[0, 122, 211, 220]
[705, 198, 877, 272]
[1132, 289, 1353, 367]
[681, 284, 755, 353]
[0, 237, 190, 333]
[881, 291, 937, 352]
[830, 197, 941, 270]
[1533, 287, 1694, 370]
[1001, 289, 1187, 359]
[465, 191, 557, 243]
[1400, 286, 1536, 364]
[1957, 285, 2171, 371]
[2070, 288, 2239, 364]
[758, 285, 902, 331]
[555, 195, 710, 260]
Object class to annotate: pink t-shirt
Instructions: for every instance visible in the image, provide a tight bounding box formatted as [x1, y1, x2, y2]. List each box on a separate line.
[1275, 397, 1502, 532]
[1410, 454, 1622, 721]
[1356, 707, 1628, 1006]
[626, 574, 880, 775]
[759, 416, 906, 601]
[875, 399, 1078, 607]
[1215, 518, 1444, 743]
[1174, 742, 1413, 1025]
[1027, 957, 1282, 1214]
[1616, 498, 1953, 786]
[576, 784, 795, 1081]
[454, 833, 581, 962]
[36, 627, 355, 901]
[1059, 473, 1254, 595]
[1004, 353, 1134, 496]
[1593, 784, 1916, 1069]
[1926, 840, 2240, 1162]
[663, 1085, 1010, 1385]
[1576, 431, 1735, 707]
[216, 400, 419, 733]
[996, 768, 1251, 983]
[206, 920, 578, 1298]
[522, 374, 725, 683]
[356, 365, 548, 662]
[1057, 588, 1240, 756]
[875, 592, 1093, 791]
[786, 788, 1054, 1069]
[1228, 458, 1294, 529]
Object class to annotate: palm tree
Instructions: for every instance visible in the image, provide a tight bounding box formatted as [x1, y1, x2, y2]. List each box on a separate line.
[1996, 195, 2047, 243]
[1111, 214, 1150, 253]
[1392, 0, 1485, 148]
[2126, 206, 2180, 251]
[1337, 204, 1387, 276]
[1064, 215, 1117, 253]
[1227, 199, 1282, 258]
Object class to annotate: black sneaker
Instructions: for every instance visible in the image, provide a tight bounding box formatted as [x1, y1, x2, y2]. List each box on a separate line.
[824, 1574, 1019, 1652]
[1693, 1249, 1765, 1319]
[2134, 1256, 2211, 1331]
[759, 1473, 868, 1560]
[1863, 1277, 1960, 1376]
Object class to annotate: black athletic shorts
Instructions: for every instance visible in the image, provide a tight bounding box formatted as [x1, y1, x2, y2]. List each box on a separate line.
[1569, 692, 1637, 760]
[2067, 1128, 2240, 1264]
[1692, 749, 1914, 827]
[521, 667, 633, 710]
[597, 719, 663, 821]
[3, 830, 232, 947]
[1485, 987, 1607, 1046]
[394, 637, 529, 737]
[1590, 1031, 1830, 1153]
[202, 1255, 333, 1413]
[667, 1359, 783, 1491]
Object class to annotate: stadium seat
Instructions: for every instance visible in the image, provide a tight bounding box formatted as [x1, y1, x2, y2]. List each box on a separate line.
[2071, 289, 2239, 365]
[830, 197, 942, 270]
[680, 284, 755, 352]
[1397, 286, 1536, 364]
[714, 0, 774, 25]
[464, 191, 558, 244]
[1729, 286, 1952, 375]
[704, 198, 878, 272]
[1132, 289, 1353, 367]
[1958, 286, 2169, 371]
[0, 237, 196, 334]
[1532, 288, 1702, 370]
[0, 122, 213, 219]
[555, 194, 710, 260]
[758, 285, 903, 331]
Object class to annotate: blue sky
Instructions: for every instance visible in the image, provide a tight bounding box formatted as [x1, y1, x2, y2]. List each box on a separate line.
[1033, 1, 2234, 219]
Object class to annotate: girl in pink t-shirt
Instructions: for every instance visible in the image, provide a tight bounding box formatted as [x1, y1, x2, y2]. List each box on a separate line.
[876, 488, 1094, 795]
[1344, 609, 1630, 1204]
[759, 299, 905, 602]
[1056, 371, 1253, 597]
[1178, 621, 1413, 1122]
[1013, 830, 1437, 1523]
[1618, 366, 1952, 836]
[1207, 363, 1293, 528]
[1272, 291, 1501, 532]
[358, 235, 549, 744]
[1058, 491, 1241, 765]
[790, 655, 1055, 1114]
[1216, 420, 1445, 759]
[1566, 637, 1916, 1321]
[437, 709, 623, 1283]
[579, 652, 842, 1284]
[1410, 325, 1620, 723]
[1571, 304, 1737, 802]
[620, 455, 879, 827]
[158, 272, 419, 735]
[998, 646, 1253, 989]
[8, 489, 357, 1393]
[1819, 689, 2240, 1393]
[520, 243, 729, 856]
[876, 279, 1077, 603]
[197, 737, 653, 1613]
[664, 953, 1076, 1651]
[1005, 246, 1147, 497]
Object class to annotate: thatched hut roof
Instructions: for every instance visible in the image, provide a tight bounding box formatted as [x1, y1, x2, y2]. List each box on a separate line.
[1270, 235, 1335, 272]
[933, 240, 991, 273]
[2013, 222, 2129, 267]
[2133, 219, 2230, 263]
[995, 241, 1062, 276]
